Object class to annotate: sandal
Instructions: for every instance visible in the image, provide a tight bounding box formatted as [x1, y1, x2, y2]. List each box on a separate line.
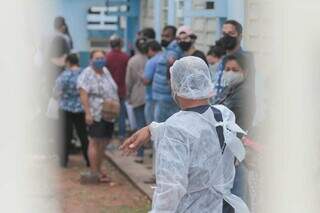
[80, 171, 99, 184]
[99, 173, 112, 183]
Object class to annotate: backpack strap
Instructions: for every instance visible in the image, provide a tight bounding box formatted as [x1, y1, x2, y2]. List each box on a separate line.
[183, 105, 227, 153]
[211, 106, 226, 153]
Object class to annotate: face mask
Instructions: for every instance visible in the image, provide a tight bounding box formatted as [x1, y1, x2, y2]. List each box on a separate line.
[220, 34, 238, 51]
[221, 71, 244, 87]
[161, 39, 170, 48]
[92, 59, 106, 70]
[136, 37, 148, 54]
[178, 41, 192, 51]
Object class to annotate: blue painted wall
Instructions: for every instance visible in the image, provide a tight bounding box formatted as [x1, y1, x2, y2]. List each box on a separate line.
[44, 0, 245, 52]
[54, 0, 107, 52]
[227, 0, 245, 26]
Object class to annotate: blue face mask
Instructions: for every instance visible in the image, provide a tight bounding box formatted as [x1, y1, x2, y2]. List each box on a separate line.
[92, 59, 106, 70]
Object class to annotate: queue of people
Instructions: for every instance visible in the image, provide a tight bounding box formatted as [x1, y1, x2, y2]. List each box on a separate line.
[121, 20, 257, 212]
[46, 15, 257, 212]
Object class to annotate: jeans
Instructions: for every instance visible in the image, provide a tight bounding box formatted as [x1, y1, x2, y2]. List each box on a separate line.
[118, 98, 127, 139]
[223, 163, 250, 213]
[154, 100, 179, 122]
[232, 163, 250, 205]
[144, 100, 155, 124]
[133, 105, 146, 157]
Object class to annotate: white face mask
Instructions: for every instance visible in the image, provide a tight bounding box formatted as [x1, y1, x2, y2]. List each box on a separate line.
[209, 64, 218, 73]
[221, 71, 245, 87]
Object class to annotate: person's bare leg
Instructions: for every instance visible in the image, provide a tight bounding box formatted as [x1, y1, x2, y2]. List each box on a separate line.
[88, 138, 99, 174]
[96, 139, 112, 182]
[98, 139, 114, 183]
[97, 139, 109, 175]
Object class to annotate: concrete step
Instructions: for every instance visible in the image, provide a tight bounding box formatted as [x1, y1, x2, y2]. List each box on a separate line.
[105, 149, 154, 200]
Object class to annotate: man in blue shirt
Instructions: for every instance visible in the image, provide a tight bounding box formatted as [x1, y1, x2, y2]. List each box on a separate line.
[152, 26, 183, 122]
[142, 40, 163, 184]
[143, 40, 162, 124]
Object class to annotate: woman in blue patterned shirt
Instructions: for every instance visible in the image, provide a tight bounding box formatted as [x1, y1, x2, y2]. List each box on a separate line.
[53, 54, 90, 167]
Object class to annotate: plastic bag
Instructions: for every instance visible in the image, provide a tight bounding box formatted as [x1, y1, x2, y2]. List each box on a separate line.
[125, 102, 137, 130]
[46, 98, 59, 120]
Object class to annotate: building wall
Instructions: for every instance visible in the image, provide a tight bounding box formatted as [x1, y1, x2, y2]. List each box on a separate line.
[227, 0, 245, 25]
[244, 0, 274, 73]
[38, 0, 107, 52]
[140, 0, 167, 39]
[49, 0, 246, 54]
[139, 0, 219, 53]
[191, 0, 218, 53]
[243, 0, 273, 126]
[54, 0, 107, 52]
[140, 0, 154, 28]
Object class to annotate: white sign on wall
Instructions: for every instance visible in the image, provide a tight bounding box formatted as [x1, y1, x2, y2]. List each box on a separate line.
[87, 6, 118, 31]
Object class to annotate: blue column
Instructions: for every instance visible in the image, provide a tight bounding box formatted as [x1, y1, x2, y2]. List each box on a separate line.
[167, 0, 176, 25]
[154, 0, 162, 40]
[125, 0, 140, 53]
[216, 17, 227, 38]
[227, 0, 245, 25]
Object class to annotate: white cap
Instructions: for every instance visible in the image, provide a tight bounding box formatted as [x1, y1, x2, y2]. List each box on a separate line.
[109, 34, 121, 41]
[176, 25, 194, 37]
[170, 56, 213, 100]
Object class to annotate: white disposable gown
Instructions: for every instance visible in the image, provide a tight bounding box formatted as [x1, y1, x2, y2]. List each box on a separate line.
[149, 105, 250, 213]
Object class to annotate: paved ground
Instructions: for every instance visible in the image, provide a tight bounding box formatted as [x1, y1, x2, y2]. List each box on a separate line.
[56, 153, 151, 213]
[105, 140, 155, 199]
[51, 139, 259, 213]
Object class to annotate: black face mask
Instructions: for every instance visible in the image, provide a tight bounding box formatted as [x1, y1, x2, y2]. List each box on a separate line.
[136, 37, 148, 54]
[161, 39, 170, 48]
[220, 34, 238, 51]
[178, 41, 192, 51]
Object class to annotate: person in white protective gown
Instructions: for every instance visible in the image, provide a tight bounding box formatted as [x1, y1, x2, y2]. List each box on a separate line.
[120, 56, 250, 213]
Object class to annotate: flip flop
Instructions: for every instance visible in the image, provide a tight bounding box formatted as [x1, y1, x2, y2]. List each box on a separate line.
[99, 174, 112, 183]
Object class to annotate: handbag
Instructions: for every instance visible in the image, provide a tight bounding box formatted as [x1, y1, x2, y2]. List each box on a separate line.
[101, 99, 120, 121]
[46, 97, 60, 120]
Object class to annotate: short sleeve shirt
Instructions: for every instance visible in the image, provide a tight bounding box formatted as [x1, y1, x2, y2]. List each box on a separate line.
[144, 52, 162, 101]
[77, 66, 118, 122]
[105, 49, 130, 98]
[54, 68, 83, 113]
